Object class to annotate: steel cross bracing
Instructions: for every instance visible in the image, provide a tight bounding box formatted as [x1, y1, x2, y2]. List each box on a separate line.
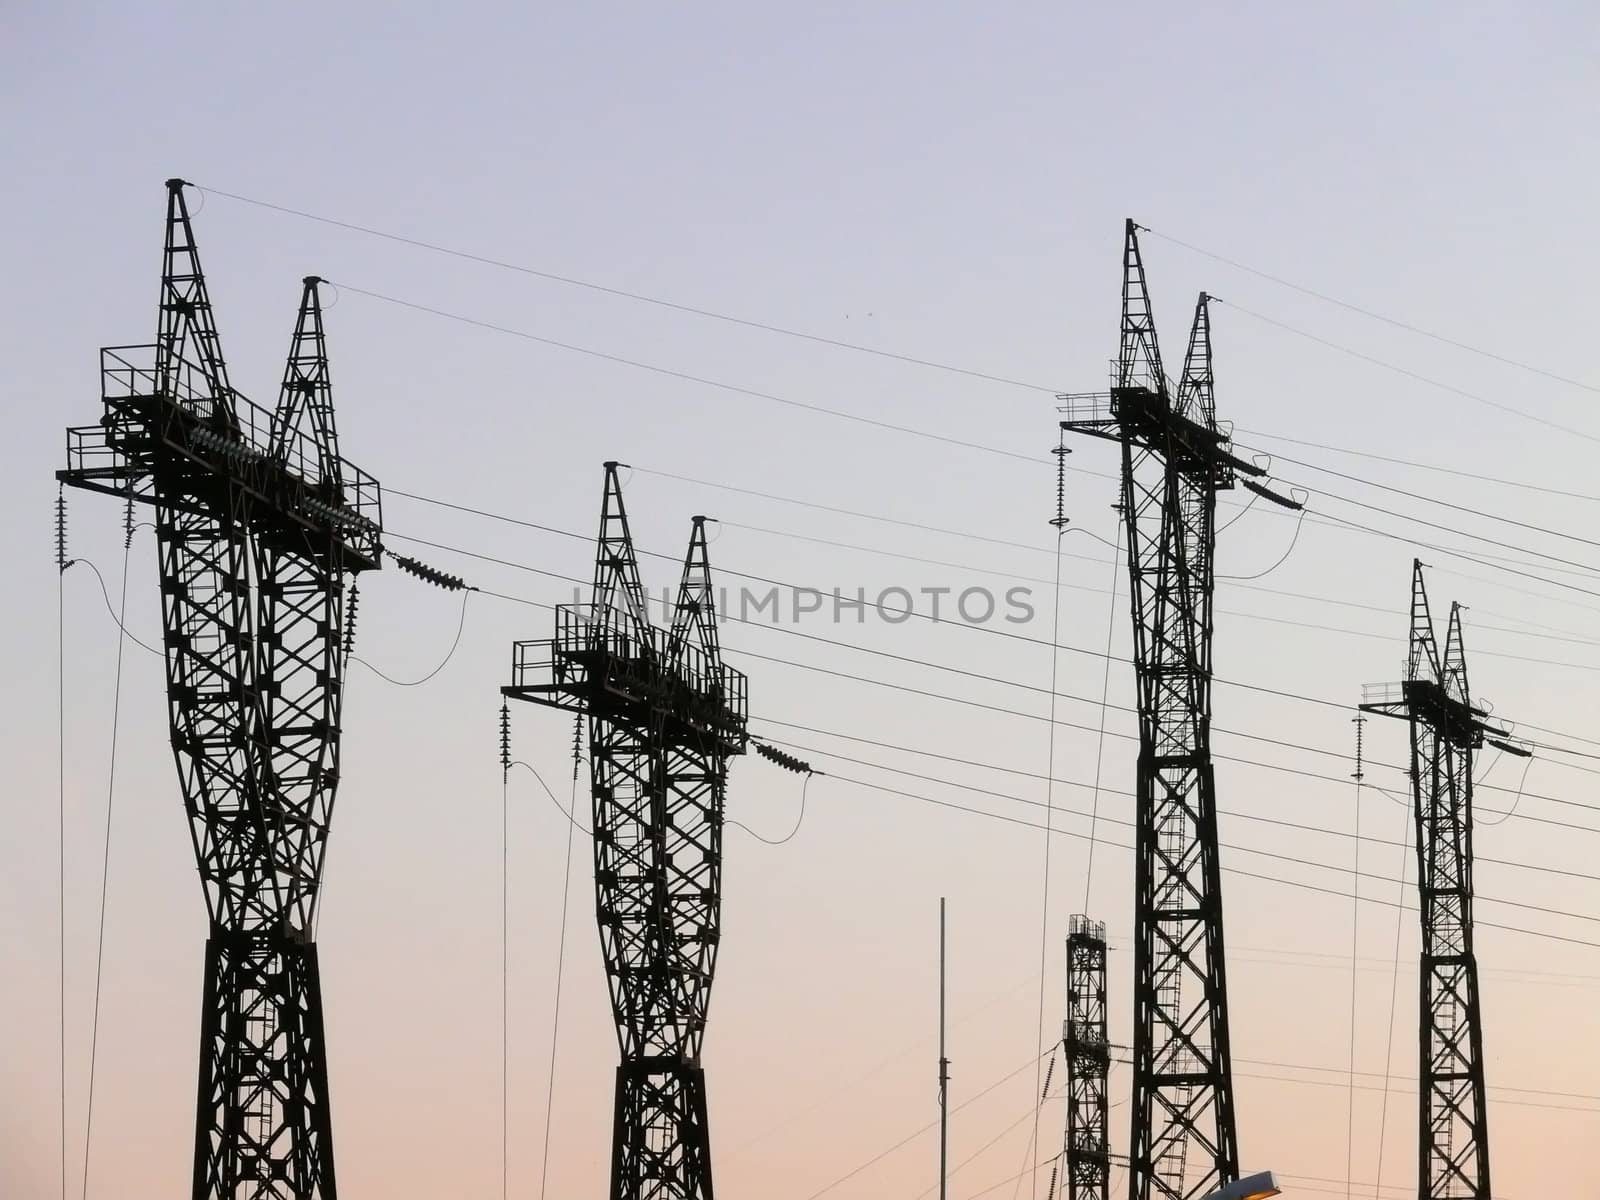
[58, 181, 382, 1200]
[1062, 916, 1111, 1200]
[1059, 221, 1297, 1200]
[1360, 561, 1524, 1200]
[504, 464, 749, 1200]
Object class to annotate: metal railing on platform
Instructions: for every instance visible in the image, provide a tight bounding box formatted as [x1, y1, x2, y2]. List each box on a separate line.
[65, 344, 382, 542]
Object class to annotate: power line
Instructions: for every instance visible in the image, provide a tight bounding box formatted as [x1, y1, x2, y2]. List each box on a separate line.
[88, 512, 1600, 838]
[722, 974, 1042, 1166]
[501, 643, 1600, 928]
[78, 513, 1600, 960]
[197, 183, 1064, 396]
[335, 282, 1041, 464]
[383, 481, 1600, 754]
[1082, 532, 1120, 910]
[1230, 1054, 1600, 1107]
[748, 716, 1600, 888]
[801, 1047, 1055, 1200]
[272, 518, 1600, 964]
[1220, 298, 1600, 445]
[714, 511, 1600, 665]
[1237, 427, 1600, 506]
[1117, 1054, 1600, 1117]
[205, 181, 1600, 600]
[1272, 470, 1600, 583]
[764, 734, 1600, 938]
[396, 484, 1410, 653]
[326, 271, 1600, 635]
[350, 588, 472, 686]
[79, 531, 134, 1200]
[57, 530, 69, 1200]
[632, 466, 1111, 555]
[332, 282, 1600, 601]
[809, 767, 1600, 952]
[499, 715, 508, 1200]
[1239, 439, 1600, 557]
[1345, 721, 1363, 1200]
[1021, 533, 1066, 1200]
[382, 522, 1600, 827]
[357, 275, 1600, 597]
[515, 757, 578, 1200]
[216, 188, 1600, 594]
[202, 182, 1600, 432]
[1144, 224, 1600, 397]
[920, 1100, 1040, 1200]
[640, 467, 1600, 659]
[1296, 504, 1600, 604]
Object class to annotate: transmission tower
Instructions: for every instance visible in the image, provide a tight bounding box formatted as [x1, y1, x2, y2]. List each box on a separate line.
[58, 181, 382, 1197]
[504, 464, 749, 1200]
[1359, 560, 1524, 1200]
[1061, 915, 1111, 1200]
[1059, 220, 1299, 1200]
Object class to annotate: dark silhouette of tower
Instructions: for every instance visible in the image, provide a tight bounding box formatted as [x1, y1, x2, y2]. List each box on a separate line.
[504, 464, 748, 1199]
[1060, 220, 1297, 1200]
[1360, 560, 1523, 1200]
[59, 181, 382, 1198]
[1062, 916, 1110, 1200]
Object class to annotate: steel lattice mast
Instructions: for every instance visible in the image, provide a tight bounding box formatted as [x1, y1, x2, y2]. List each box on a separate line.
[1061, 915, 1111, 1200]
[505, 464, 749, 1200]
[58, 181, 382, 1198]
[1059, 221, 1297, 1200]
[1359, 561, 1522, 1200]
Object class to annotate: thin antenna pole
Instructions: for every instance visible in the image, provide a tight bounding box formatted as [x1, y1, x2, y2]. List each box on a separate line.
[939, 897, 950, 1200]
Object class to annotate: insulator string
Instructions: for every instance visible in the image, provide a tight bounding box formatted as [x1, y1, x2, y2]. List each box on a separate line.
[55, 485, 73, 573]
[391, 551, 469, 591]
[342, 581, 360, 660]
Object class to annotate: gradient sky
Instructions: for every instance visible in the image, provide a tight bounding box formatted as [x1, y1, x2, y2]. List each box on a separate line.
[6, 3, 1600, 1197]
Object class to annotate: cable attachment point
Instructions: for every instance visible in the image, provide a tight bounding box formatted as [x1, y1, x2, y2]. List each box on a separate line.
[499, 700, 511, 774]
[754, 741, 816, 775]
[55, 484, 73, 572]
[1050, 437, 1073, 530]
[343, 581, 360, 658]
[391, 552, 468, 591]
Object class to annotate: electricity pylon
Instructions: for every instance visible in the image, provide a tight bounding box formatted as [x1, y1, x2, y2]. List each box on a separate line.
[59, 180, 382, 1197]
[1062, 915, 1111, 1200]
[504, 464, 749, 1199]
[1059, 220, 1298, 1200]
[1359, 560, 1524, 1200]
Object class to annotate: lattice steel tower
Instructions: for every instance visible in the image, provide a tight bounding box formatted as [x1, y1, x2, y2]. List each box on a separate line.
[504, 464, 749, 1200]
[58, 181, 381, 1198]
[1061, 916, 1111, 1200]
[1359, 560, 1522, 1200]
[1059, 221, 1297, 1200]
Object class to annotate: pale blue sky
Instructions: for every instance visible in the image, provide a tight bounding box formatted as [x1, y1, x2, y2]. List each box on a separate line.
[5, 4, 1600, 1196]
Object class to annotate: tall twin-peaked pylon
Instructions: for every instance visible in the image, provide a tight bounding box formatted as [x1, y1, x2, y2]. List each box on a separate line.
[60, 180, 383, 1199]
[1059, 220, 1299, 1200]
[505, 464, 749, 1200]
[1360, 560, 1524, 1200]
